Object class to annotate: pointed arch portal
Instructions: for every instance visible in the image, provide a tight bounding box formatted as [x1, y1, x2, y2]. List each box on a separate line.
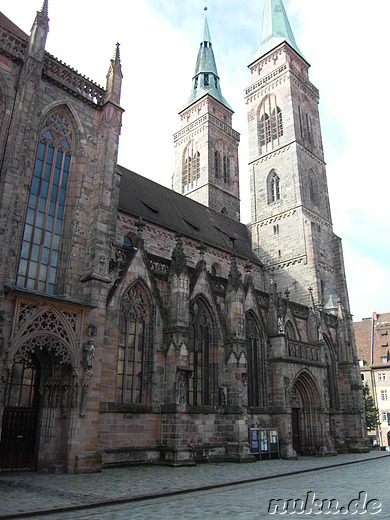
[290, 371, 324, 454]
[0, 302, 79, 471]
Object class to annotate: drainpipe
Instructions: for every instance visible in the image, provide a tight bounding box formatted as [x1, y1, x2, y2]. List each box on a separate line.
[0, 61, 22, 178]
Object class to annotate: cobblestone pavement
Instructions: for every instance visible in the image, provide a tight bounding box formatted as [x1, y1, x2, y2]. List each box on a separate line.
[0, 452, 389, 519]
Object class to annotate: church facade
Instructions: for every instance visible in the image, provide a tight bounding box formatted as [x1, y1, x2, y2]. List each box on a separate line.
[0, 0, 366, 473]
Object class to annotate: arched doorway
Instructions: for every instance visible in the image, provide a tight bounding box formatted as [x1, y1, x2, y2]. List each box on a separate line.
[0, 304, 79, 471]
[0, 348, 74, 471]
[290, 371, 322, 455]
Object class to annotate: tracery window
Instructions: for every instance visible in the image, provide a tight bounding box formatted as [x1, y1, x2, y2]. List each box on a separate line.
[246, 313, 263, 407]
[17, 110, 72, 294]
[182, 146, 200, 192]
[268, 170, 281, 203]
[258, 94, 283, 152]
[189, 299, 214, 406]
[117, 283, 149, 404]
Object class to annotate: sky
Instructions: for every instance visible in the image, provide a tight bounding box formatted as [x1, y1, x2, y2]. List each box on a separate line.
[1, 0, 389, 321]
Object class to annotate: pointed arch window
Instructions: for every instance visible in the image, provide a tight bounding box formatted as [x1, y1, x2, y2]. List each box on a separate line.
[271, 107, 283, 140]
[259, 95, 283, 152]
[194, 151, 200, 182]
[268, 170, 281, 204]
[117, 283, 150, 404]
[17, 110, 72, 294]
[182, 146, 200, 192]
[189, 299, 214, 406]
[259, 114, 271, 147]
[308, 170, 317, 205]
[246, 313, 264, 407]
[223, 155, 229, 183]
[214, 150, 221, 178]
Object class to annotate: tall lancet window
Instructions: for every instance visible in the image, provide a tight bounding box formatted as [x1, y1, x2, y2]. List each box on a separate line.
[246, 313, 264, 407]
[17, 110, 72, 294]
[117, 283, 150, 404]
[268, 170, 281, 203]
[189, 299, 215, 406]
[182, 144, 200, 192]
[258, 94, 283, 152]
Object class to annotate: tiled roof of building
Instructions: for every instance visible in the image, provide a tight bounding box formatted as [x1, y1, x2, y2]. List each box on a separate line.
[117, 165, 262, 265]
[354, 312, 390, 367]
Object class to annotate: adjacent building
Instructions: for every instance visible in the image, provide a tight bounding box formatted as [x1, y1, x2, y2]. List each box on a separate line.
[355, 312, 390, 447]
[0, 0, 366, 473]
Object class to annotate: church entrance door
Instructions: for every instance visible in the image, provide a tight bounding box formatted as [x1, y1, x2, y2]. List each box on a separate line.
[0, 358, 40, 471]
[291, 407, 300, 454]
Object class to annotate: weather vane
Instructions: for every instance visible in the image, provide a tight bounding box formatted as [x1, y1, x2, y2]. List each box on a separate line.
[203, 0, 208, 11]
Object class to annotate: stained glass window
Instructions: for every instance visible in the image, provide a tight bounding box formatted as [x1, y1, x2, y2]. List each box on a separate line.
[17, 111, 72, 294]
[117, 284, 149, 404]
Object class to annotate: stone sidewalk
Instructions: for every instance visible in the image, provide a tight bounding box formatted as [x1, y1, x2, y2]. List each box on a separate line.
[0, 451, 389, 519]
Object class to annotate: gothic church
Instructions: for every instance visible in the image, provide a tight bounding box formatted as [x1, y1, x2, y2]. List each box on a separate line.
[0, 0, 366, 472]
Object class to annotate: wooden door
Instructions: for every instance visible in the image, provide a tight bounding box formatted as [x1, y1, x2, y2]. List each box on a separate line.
[292, 407, 300, 454]
[0, 408, 38, 470]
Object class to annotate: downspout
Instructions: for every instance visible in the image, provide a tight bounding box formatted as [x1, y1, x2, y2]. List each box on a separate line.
[0, 61, 22, 178]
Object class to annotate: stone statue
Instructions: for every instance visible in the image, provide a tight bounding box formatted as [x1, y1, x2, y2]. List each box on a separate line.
[83, 338, 95, 372]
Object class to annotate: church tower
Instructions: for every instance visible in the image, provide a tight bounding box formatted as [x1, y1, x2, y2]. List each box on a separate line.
[246, 0, 350, 312]
[173, 8, 240, 220]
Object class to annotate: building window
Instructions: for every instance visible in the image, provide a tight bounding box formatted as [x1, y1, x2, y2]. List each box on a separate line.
[381, 390, 388, 401]
[214, 150, 220, 178]
[309, 171, 317, 204]
[195, 151, 200, 182]
[268, 170, 281, 203]
[259, 113, 271, 147]
[378, 373, 387, 382]
[271, 107, 283, 140]
[6, 358, 40, 408]
[123, 235, 134, 249]
[189, 299, 214, 406]
[258, 94, 283, 152]
[204, 74, 209, 87]
[361, 373, 365, 382]
[381, 356, 388, 364]
[117, 283, 149, 404]
[273, 224, 279, 235]
[223, 155, 228, 183]
[182, 146, 199, 192]
[246, 313, 264, 407]
[383, 412, 389, 423]
[17, 110, 72, 294]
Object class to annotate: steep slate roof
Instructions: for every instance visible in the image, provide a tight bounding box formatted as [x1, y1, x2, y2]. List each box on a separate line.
[250, 0, 305, 64]
[117, 165, 261, 265]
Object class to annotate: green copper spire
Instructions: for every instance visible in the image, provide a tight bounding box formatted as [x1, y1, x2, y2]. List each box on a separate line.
[251, 0, 304, 63]
[182, 8, 232, 112]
